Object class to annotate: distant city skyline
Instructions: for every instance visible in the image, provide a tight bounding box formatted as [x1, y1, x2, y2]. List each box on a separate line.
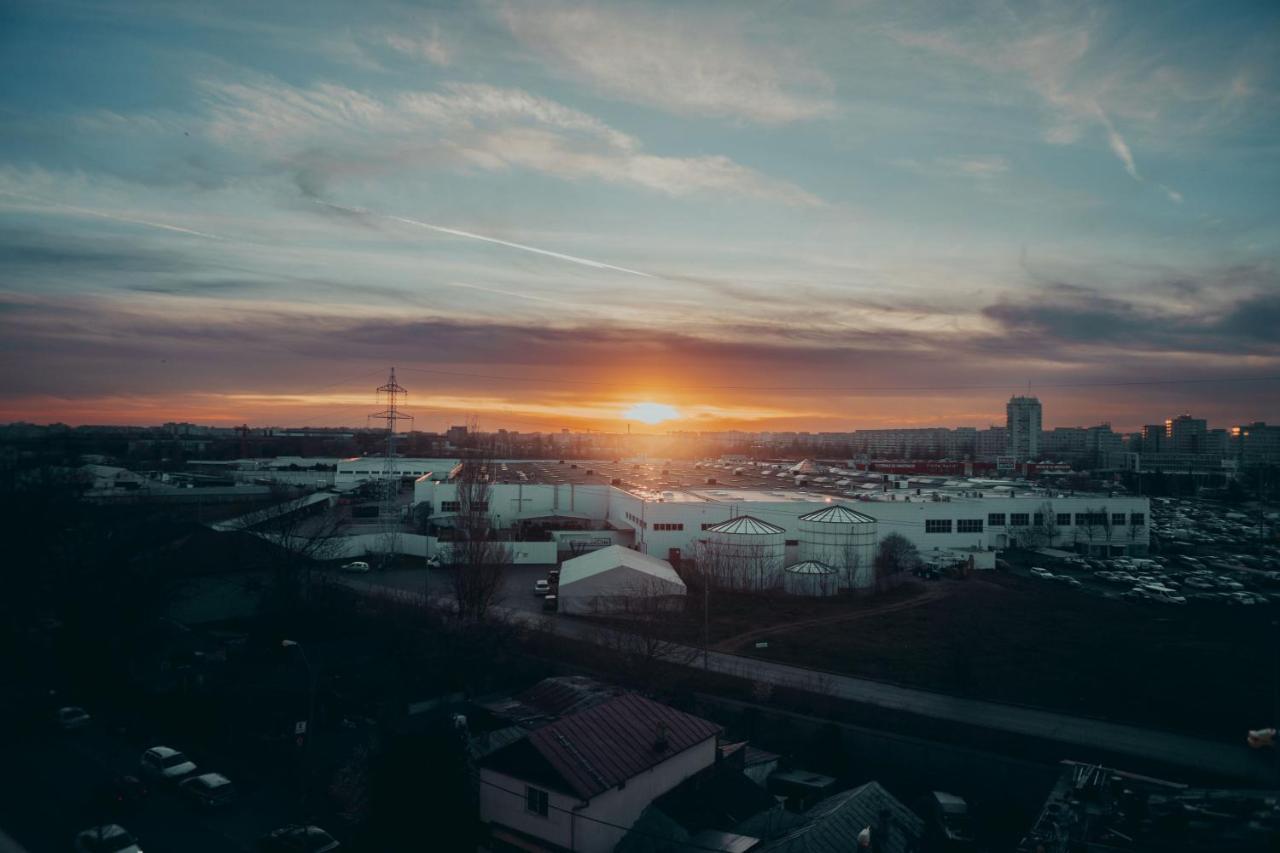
[2, 2, 1278, 430]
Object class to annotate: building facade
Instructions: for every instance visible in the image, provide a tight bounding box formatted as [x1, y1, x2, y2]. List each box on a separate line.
[1006, 396, 1043, 461]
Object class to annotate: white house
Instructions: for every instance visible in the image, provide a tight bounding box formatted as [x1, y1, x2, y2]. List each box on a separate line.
[479, 693, 721, 853]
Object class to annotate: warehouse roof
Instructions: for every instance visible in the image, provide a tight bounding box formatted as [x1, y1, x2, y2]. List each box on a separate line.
[704, 515, 786, 535]
[797, 504, 876, 524]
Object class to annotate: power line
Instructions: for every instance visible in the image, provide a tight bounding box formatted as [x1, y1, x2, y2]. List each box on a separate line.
[391, 365, 1280, 394]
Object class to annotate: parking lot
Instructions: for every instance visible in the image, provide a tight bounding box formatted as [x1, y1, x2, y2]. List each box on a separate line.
[1010, 494, 1279, 606]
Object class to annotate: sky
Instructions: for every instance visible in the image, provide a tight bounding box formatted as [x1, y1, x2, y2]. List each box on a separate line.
[1, 0, 1278, 434]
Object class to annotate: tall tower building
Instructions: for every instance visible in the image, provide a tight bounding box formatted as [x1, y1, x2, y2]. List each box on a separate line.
[1006, 396, 1042, 461]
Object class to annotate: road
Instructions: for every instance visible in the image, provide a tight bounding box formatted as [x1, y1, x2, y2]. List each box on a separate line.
[348, 567, 1277, 787]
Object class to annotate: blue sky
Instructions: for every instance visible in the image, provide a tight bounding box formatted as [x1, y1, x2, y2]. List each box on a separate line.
[1, 0, 1277, 431]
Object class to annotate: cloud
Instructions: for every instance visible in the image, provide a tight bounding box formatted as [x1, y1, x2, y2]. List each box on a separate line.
[384, 25, 452, 66]
[895, 155, 1009, 181]
[981, 273, 1280, 356]
[498, 2, 834, 124]
[891, 16, 1184, 197]
[199, 77, 820, 205]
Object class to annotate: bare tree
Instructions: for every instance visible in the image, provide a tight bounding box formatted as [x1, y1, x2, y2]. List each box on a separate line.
[585, 576, 698, 688]
[837, 541, 863, 594]
[253, 486, 344, 612]
[693, 538, 781, 592]
[873, 533, 919, 591]
[1026, 501, 1059, 549]
[1079, 505, 1110, 556]
[448, 456, 511, 622]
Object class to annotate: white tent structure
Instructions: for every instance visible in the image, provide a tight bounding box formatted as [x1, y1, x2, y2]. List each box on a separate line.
[557, 545, 687, 615]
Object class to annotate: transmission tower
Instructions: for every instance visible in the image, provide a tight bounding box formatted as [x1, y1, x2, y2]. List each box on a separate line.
[369, 367, 413, 566]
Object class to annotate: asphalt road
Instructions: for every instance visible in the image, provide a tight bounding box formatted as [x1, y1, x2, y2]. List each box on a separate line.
[347, 567, 1278, 787]
[0, 722, 299, 853]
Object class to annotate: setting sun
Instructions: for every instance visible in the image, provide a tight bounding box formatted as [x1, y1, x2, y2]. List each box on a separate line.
[623, 402, 681, 425]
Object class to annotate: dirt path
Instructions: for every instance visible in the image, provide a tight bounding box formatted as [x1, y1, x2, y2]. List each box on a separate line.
[711, 582, 954, 652]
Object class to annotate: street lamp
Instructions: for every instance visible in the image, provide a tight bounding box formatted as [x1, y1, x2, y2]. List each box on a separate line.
[282, 639, 316, 814]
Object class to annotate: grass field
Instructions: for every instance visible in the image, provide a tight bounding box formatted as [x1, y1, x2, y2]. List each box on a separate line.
[740, 572, 1278, 739]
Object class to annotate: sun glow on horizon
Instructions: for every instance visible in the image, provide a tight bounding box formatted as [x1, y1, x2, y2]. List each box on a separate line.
[623, 401, 681, 425]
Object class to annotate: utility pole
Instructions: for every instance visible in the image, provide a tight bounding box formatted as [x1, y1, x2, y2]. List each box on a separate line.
[369, 368, 413, 568]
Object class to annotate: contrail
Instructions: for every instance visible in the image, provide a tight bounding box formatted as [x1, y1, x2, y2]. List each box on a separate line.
[316, 200, 653, 278]
[0, 191, 227, 241]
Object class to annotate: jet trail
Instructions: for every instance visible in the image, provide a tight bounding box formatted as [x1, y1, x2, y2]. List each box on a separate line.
[0, 192, 226, 241]
[317, 200, 653, 278]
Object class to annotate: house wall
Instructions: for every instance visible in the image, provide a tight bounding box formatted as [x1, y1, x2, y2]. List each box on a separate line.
[479, 737, 716, 853]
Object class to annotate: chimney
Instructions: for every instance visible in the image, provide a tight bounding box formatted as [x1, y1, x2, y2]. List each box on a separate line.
[653, 721, 669, 752]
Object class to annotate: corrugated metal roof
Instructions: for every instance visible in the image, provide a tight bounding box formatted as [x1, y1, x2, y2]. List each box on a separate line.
[527, 693, 721, 800]
[705, 515, 786, 535]
[785, 561, 836, 575]
[797, 504, 876, 524]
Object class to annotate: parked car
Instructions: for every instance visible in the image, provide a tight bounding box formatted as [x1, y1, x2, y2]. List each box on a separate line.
[139, 746, 197, 784]
[257, 825, 341, 853]
[58, 706, 91, 730]
[339, 561, 370, 573]
[1057, 577, 1082, 588]
[104, 775, 149, 811]
[533, 579, 551, 596]
[1029, 567, 1053, 579]
[179, 772, 237, 808]
[75, 825, 141, 853]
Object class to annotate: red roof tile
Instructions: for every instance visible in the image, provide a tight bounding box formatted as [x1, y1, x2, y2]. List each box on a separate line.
[526, 693, 721, 800]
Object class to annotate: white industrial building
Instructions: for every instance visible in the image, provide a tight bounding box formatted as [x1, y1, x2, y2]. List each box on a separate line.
[556, 545, 687, 615]
[414, 477, 1152, 563]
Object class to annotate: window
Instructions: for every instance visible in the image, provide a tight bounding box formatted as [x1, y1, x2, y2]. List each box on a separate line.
[1056, 513, 1072, 526]
[525, 786, 549, 818]
[957, 519, 983, 533]
[1130, 513, 1145, 527]
[653, 523, 684, 531]
[987, 513, 1006, 526]
[1111, 513, 1126, 526]
[441, 501, 460, 512]
[925, 519, 951, 534]
[701, 523, 716, 531]
[785, 539, 799, 546]
[1033, 513, 1044, 526]
[1076, 513, 1108, 526]
[1074, 513, 1087, 526]
[1009, 513, 1029, 527]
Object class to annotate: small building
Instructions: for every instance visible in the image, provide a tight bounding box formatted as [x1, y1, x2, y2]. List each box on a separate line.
[479, 692, 722, 853]
[557, 545, 687, 615]
[736, 781, 924, 853]
[782, 561, 838, 597]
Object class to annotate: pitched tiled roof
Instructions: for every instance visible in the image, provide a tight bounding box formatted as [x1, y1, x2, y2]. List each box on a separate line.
[736, 782, 924, 853]
[705, 515, 786, 535]
[797, 504, 876, 524]
[526, 693, 721, 800]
